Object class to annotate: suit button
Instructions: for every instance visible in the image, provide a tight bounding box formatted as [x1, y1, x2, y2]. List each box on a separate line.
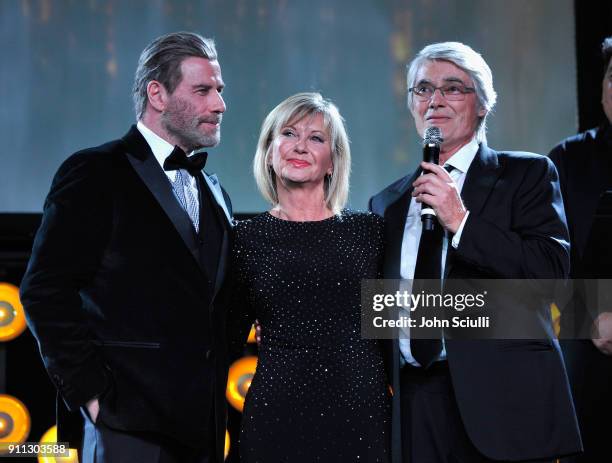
[205, 349, 214, 360]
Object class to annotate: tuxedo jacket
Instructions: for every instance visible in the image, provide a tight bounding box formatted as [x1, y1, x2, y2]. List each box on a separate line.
[370, 143, 582, 462]
[20, 125, 233, 461]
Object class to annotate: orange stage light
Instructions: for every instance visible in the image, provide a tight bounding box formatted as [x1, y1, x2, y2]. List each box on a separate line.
[0, 283, 27, 342]
[0, 394, 31, 454]
[37, 425, 79, 463]
[226, 356, 257, 412]
[247, 324, 257, 344]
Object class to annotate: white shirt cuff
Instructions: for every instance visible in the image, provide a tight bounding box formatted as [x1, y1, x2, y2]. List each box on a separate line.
[451, 211, 470, 248]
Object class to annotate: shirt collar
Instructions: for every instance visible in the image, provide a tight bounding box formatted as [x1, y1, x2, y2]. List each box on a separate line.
[442, 137, 479, 174]
[136, 121, 210, 171]
[136, 120, 175, 170]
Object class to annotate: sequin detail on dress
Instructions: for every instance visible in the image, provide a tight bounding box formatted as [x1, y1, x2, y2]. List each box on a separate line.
[230, 211, 390, 462]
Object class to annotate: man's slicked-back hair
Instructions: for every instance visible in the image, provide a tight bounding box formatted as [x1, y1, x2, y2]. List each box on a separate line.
[406, 41, 497, 143]
[133, 31, 217, 119]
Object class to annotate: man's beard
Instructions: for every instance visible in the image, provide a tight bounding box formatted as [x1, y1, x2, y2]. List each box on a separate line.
[161, 96, 221, 151]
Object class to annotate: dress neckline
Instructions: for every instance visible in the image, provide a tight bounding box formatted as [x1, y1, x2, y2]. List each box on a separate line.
[265, 211, 340, 224]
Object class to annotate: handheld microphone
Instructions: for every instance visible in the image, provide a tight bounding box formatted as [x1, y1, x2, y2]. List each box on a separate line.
[421, 126, 443, 231]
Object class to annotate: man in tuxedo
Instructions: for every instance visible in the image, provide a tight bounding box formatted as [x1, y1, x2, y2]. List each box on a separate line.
[549, 36, 612, 463]
[20, 31, 232, 463]
[370, 41, 582, 462]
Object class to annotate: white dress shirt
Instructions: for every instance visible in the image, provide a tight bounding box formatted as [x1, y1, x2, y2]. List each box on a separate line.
[136, 121, 200, 211]
[399, 137, 479, 366]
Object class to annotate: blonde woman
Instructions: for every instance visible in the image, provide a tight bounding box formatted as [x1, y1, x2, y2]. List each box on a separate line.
[230, 93, 390, 462]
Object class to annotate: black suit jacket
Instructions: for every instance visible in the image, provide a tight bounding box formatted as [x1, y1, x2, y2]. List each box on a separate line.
[549, 123, 612, 334]
[549, 122, 612, 277]
[370, 143, 582, 462]
[549, 123, 612, 461]
[20, 126, 233, 461]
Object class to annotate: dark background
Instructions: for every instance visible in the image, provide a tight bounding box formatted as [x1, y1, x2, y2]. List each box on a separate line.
[0, 0, 581, 213]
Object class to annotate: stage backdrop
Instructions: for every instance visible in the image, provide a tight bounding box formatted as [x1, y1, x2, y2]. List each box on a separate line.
[0, 0, 576, 213]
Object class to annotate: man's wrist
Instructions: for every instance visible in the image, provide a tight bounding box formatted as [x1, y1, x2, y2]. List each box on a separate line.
[451, 211, 470, 247]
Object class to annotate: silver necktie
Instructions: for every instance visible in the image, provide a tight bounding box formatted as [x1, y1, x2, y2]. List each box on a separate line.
[171, 169, 200, 233]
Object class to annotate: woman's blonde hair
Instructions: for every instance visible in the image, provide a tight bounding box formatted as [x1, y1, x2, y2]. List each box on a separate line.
[253, 92, 351, 214]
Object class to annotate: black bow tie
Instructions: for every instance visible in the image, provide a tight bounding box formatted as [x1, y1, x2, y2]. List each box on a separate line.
[163, 146, 208, 176]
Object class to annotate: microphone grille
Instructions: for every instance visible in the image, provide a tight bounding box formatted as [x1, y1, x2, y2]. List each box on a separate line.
[423, 126, 443, 146]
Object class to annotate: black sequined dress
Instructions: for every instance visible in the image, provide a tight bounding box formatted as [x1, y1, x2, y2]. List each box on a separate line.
[231, 211, 390, 463]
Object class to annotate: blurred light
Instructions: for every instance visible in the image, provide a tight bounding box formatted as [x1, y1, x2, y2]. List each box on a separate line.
[0, 283, 27, 342]
[38, 425, 79, 463]
[551, 303, 561, 338]
[224, 429, 230, 460]
[391, 32, 410, 63]
[226, 356, 257, 412]
[106, 58, 117, 78]
[0, 395, 30, 454]
[247, 324, 256, 343]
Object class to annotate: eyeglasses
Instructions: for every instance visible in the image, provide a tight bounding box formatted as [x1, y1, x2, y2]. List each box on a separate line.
[409, 83, 476, 102]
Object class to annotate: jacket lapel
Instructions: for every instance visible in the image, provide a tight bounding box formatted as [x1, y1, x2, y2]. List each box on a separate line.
[204, 173, 232, 225]
[459, 143, 500, 216]
[570, 129, 610, 259]
[199, 176, 232, 302]
[445, 143, 502, 277]
[121, 126, 202, 269]
[212, 226, 229, 300]
[383, 170, 421, 279]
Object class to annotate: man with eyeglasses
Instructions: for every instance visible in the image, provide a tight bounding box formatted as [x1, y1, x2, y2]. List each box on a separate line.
[370, 42, 581, 462]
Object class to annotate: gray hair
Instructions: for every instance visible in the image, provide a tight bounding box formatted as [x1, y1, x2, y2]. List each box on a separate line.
[603, 36, 612, 73]
[133, 32, 217, 119]
[406, 41, 497, 143]
[253, 92, 351, 214]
